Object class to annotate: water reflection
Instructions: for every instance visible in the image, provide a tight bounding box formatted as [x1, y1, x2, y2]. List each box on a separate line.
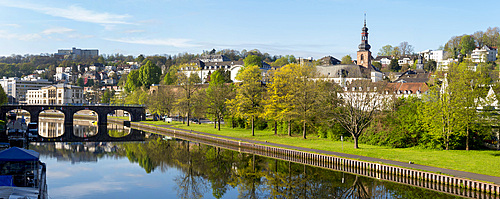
[39, 118, 64, 138]
[31, 139, 465, 199]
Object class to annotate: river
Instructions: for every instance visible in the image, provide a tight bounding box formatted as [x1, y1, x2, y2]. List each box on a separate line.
[25, 118, 468, 199]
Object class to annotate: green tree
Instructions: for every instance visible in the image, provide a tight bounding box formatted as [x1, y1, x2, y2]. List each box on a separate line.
[377, 45, 394, 56]
[460, 35, 476, 55]
[388, 59, 401, 72]
[163, 70, 177, 85]
[372, 62, 382, 70]
[424, 60, 437, 71]
[227, 65, 264, 136]
[124, 70, 141, 92]
[135, 54, 145, 63]
[147, 86, 176, 117]
[0, 85, 7, 105]
[206, 70, 234, 130]
[100, 89, 114, 104]
[271, 57, 289, 67]
[341, 55, 352, 64]
[176, 72, 202, 126]
[264, 64, 299, 136]
[291, 65, 324, 139]
[76, 78, 84, 87]
[139, 61, 162, 88]
[243, 55, 263, 68]
[447, 62, 490, 150]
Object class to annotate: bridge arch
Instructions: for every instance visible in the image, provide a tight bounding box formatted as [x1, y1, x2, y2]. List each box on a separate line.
[107, 123, 131, 138]
[38, 109, 65, 138]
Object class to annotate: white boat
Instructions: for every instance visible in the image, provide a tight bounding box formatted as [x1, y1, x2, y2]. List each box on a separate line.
[0, 147, 48, 199]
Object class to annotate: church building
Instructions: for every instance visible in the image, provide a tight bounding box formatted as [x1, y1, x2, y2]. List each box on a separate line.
[316, 16, 383, 86]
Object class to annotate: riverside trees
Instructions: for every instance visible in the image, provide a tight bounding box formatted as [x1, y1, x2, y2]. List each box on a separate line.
[227, 65, 264, 136]
[123, 53, 498, 150]
[206, 70, 233, 130]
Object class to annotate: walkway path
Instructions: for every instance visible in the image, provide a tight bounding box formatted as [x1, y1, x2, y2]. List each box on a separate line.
[150, 123, 500, 185]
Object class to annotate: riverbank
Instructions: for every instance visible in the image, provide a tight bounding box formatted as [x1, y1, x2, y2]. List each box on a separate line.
[139, 120, 500, 183]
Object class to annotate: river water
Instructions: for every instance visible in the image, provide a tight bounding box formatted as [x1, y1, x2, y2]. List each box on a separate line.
[28, 119, 465, 199]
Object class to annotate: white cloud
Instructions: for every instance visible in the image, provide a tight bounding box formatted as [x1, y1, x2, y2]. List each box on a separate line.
[105, 37, 198, 48]
[49, 181, 126, 199]
[3, 24, 21, 28]
[2, 1, 131, 25]
[124, 29, 146, 33]
[42, 27, 74, 35]
[0, 30, 41, 41]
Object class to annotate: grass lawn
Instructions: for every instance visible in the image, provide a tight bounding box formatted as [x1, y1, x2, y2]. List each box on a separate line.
[142, 120, 500, 178]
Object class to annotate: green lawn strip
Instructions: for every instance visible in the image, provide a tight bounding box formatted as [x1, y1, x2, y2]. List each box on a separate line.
[139, 121, 500, 177]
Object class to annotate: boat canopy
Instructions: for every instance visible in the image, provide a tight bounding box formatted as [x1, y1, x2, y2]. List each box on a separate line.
[0, 147, 39, 162]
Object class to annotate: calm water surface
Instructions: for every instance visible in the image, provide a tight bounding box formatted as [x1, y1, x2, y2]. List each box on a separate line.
[27, 120, 464, 199]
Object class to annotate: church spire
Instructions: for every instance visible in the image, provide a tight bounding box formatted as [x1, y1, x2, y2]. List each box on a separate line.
[357, 14, 372, 68]
[358, 14, 371, 51]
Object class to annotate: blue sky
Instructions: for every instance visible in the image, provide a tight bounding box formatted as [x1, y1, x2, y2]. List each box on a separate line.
[0, 0, 498, 59]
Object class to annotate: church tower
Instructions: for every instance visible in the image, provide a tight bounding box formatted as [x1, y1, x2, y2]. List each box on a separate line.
[357, 15, 371, 68]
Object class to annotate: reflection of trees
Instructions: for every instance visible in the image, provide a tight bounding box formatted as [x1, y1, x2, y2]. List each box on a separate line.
[34, 139, 466, 199]
[235, 154, 267, 199]
[173, 141, 208, 199]
[339, 176, 370, 199]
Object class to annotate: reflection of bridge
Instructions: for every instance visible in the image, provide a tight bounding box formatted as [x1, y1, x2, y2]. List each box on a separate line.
[0, 104, 146, 125]
[35, 124, 146, 142]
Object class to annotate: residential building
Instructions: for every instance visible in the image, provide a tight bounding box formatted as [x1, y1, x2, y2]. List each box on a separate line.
[388, 82, 429, 98]
[89, 65, 101, 71]
[54, 72, 76, 83]
[471, 46, 497, 63]
[398, 56, 415, 66]
[318, 56, 341, 65]
[373, 56, 392, 67]
[0, 77, 52, 103]
[199, 55, 230, 62]
[26, 84, 86, 105]
[105, 65, 117, 71]
[420, 49, 444, 62]
[179, 60, 248, 83]
[55, 47, 98, 59]
[102, 78, 117, 85]
[394, 70, 431, 83]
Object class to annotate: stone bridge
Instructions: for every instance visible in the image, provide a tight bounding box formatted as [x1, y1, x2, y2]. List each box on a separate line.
[0, 104, 146, 126]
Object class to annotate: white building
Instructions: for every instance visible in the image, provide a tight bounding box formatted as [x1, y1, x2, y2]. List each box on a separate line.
[420, 49, 444, 62]
[0, 77, 52, 103]
[55, 47, 98, 59]
[471, 46, 497, 63]
[26, 84, 86, 105]
[54, 72, 74, 82]
[373, 56, 392, 67]
[180, 60, 248, 83]
[398, 57, 414, 66]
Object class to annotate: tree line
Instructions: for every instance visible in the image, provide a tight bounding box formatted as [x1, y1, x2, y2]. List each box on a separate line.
[119, 53, 500, 150]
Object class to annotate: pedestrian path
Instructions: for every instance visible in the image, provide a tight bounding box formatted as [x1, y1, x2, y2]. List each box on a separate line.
[152, 123, 500, 185]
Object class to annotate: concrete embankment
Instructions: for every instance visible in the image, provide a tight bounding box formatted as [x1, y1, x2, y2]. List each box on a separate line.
[131, 121, 500, 198]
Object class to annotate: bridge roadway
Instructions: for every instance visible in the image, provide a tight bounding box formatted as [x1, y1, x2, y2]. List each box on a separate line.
[0, 104, 146, 126]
